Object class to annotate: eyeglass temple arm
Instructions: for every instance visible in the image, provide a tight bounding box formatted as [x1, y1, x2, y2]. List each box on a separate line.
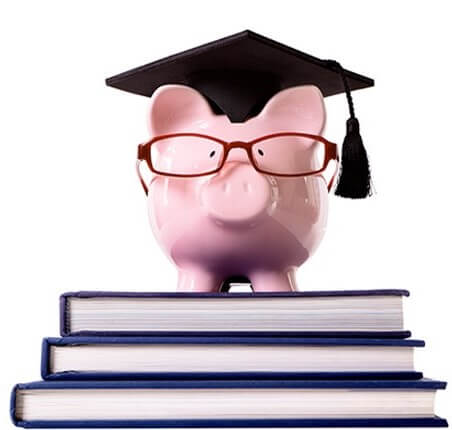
[327, 156, 340, 192]
[136, 144, 149, 195]
[136, 160, 149, 195]
[325, 143, 340, 192]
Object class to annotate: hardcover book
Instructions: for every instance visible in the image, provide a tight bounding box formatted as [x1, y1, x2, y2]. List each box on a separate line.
[41, 336, 424, 380]
[11, 379, 447, 428]
[61, 290, 410, 337]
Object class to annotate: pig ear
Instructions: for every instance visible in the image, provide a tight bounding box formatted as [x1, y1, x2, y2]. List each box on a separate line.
[149, 85, 214, 135]
[260, 85, 326, 134]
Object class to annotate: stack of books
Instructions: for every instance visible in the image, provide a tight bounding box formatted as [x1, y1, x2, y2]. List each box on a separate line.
[11, 289, 448, 427]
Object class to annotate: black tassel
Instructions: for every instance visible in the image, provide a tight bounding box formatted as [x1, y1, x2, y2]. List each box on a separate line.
[324, 59, 373, 198]
[334, 117, 372, 198]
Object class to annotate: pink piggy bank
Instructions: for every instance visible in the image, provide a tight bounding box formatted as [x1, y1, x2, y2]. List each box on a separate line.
[137, 84, 338, 292]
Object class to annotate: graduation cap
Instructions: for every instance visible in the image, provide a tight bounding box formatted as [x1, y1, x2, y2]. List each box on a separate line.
[106, 30, 374, 198]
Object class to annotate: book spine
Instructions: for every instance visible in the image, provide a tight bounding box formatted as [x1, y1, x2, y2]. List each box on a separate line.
[40, 338, 51, 380]
[10, 384, 19, 427]
[59, 294, 69, 337]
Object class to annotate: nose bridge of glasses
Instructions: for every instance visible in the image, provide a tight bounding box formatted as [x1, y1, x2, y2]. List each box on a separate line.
[223, 143, 251, 164]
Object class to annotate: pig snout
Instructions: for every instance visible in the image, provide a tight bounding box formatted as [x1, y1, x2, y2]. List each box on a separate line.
[200, 163, 274, 224]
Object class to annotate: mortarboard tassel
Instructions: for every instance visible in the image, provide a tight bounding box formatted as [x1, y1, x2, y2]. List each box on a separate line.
[326, 60, 373, 199]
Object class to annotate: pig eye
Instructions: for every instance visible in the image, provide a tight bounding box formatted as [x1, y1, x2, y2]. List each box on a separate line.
[209, 150, 216, 158]
[257, 149, 264, 156]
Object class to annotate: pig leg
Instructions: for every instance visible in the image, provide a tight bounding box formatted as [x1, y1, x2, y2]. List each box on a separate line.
[177, 269, 222, 292]
[249, 269, 296, 292]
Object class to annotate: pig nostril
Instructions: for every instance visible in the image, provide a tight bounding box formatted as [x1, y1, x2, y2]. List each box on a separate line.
[209, 150, 216, 158]
[258, 149, 264, 156]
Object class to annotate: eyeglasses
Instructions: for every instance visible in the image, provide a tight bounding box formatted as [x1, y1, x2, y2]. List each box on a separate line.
[137, 132, 338, 194]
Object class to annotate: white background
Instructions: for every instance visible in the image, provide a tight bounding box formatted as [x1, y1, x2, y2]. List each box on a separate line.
[0, 0, 451, 427]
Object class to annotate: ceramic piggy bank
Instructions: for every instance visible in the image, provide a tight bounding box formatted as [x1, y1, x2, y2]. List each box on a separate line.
[109, 31, 373, 292]
[137, 84, 338, 292]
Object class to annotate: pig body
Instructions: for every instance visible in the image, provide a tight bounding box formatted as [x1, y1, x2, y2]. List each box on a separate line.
[145, 84, 330, 292]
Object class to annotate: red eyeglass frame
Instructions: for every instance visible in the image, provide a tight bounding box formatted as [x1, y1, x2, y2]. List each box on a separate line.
[137, 132, 339, 195]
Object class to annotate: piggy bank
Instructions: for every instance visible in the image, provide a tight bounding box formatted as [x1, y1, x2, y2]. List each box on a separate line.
[137, 84, 338, 292]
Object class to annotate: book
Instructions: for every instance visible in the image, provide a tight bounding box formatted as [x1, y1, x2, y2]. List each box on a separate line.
[61, 290, 410, 337]
[41, 336, 424, 380]
[11, 379, 447, 428]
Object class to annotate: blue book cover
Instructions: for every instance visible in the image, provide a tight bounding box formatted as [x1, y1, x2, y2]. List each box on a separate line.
[60, 289, 411, 338]
[11, 379, 448, 428]
[42, 336, 424, 381]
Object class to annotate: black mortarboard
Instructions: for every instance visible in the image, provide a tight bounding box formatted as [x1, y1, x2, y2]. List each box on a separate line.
[106, 30, 374, 198]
